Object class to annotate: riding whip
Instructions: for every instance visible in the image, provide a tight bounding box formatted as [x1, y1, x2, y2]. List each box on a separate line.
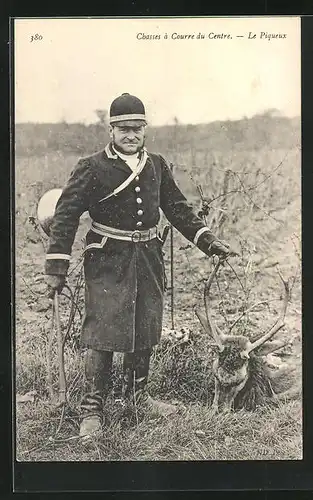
[37, 188, 68, 405]
[54, 290, 67, 406]
[169, 162, 175, 330]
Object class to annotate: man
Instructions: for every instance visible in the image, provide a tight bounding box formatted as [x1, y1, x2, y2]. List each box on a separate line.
[45, 93, 235, 441]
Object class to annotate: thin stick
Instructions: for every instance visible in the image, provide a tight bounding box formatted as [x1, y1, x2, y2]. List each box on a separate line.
[54, 292, 67, 406]
[68, 256, 84, 277]
[20, 276, 41, 298]
[225, 259, 245, 292]
[196, 184, 209, 227]
[133, 370, 139, 428]
[193, 151, 290, 207]
[18, 438, 53, 458]
[170, 225, 174, 330]
[54, 403, 66, 437]
[61, 275, 84, 346]
[28, 215, 48, 253]
[248, 270, 290, 353]
[228, 300, 269, 333]
[170, 162, 175, 330]
[47, 310, 55, 400]
[60, 292, 83, 322]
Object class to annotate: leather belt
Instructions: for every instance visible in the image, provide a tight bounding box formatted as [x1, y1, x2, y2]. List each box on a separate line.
[91, 220, 158, 242]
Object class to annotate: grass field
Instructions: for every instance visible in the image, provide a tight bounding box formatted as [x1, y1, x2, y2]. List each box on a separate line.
[15, 117, 302, 461]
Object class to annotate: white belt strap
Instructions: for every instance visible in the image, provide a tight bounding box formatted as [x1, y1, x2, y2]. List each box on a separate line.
[91, 221, 158, 242]
[99, 146, 148, 203]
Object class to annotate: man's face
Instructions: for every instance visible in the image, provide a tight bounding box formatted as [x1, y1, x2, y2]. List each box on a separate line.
[109, 120, 146, 155]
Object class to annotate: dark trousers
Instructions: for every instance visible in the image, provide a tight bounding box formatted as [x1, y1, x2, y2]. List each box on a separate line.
[80, 348, 152, 418]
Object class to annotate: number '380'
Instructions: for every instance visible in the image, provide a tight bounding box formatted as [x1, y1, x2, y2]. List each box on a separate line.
[30, 34, 43, 42]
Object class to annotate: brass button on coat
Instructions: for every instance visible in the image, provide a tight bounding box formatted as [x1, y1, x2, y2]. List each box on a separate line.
[136, 197, 143, 204]
[136, 221, 143, 227]
[137, 209, 144, 216]
[135, 186, 141, 193]
[135, 176, 140, 182]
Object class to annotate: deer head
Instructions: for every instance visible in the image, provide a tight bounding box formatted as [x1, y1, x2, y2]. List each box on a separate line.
[195, 259, 291, 412]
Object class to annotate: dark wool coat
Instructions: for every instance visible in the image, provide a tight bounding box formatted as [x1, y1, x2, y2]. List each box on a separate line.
[45, 143, 215, 352]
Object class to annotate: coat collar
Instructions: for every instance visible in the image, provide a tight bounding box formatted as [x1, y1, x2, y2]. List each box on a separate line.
[104, 142, 150, 175]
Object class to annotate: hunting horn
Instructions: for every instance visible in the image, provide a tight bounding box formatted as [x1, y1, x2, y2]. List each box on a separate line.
[37, 188, 63, 236]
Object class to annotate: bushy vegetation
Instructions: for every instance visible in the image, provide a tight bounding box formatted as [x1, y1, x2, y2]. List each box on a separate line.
[15, 113, 300, 157]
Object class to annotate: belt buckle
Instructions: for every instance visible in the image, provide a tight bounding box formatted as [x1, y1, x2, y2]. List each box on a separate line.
[131, 230, 142, 243]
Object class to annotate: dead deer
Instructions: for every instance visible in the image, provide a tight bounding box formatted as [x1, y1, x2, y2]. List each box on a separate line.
[195, 259, 299, 412]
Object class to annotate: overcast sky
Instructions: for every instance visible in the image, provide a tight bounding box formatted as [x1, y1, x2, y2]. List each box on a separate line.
[14, 17, 300, 126]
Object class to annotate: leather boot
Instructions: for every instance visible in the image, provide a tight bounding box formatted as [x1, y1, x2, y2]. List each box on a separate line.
[79, 415, 102, 441]
[136, 391, 178, 417]
[122, 348, 151, 401]
[79, 349, 113, 441]
[123, 349, 178, 418]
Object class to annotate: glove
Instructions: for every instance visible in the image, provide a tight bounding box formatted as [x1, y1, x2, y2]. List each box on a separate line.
[45, 274, 66, 299]
[198, 233, 238, 259]
[209, 240, 232, 258]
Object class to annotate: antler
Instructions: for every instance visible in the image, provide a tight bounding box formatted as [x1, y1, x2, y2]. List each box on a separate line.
[195, 258, 225, 350]
[247, 267, 291, 353]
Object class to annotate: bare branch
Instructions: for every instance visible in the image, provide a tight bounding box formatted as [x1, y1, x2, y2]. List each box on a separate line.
[225, 259, 245, 293]
[231, 170, 286, 227]
[193, 151, 289, 210]
[248, 268, 290, 353]
[229, 300, 269, 334]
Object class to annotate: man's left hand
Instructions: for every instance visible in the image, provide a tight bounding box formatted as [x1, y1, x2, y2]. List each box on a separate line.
[198, 233, 238, 259]
[209, 239, 238, 258]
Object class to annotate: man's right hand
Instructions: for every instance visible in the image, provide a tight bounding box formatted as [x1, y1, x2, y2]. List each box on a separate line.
[45, 275, 66, 299]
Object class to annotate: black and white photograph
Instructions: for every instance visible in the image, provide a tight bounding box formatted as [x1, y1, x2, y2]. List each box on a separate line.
[14, 16, 302, 462]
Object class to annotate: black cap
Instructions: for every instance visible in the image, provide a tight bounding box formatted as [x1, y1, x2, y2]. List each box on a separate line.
[109, 93, 146, 124]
